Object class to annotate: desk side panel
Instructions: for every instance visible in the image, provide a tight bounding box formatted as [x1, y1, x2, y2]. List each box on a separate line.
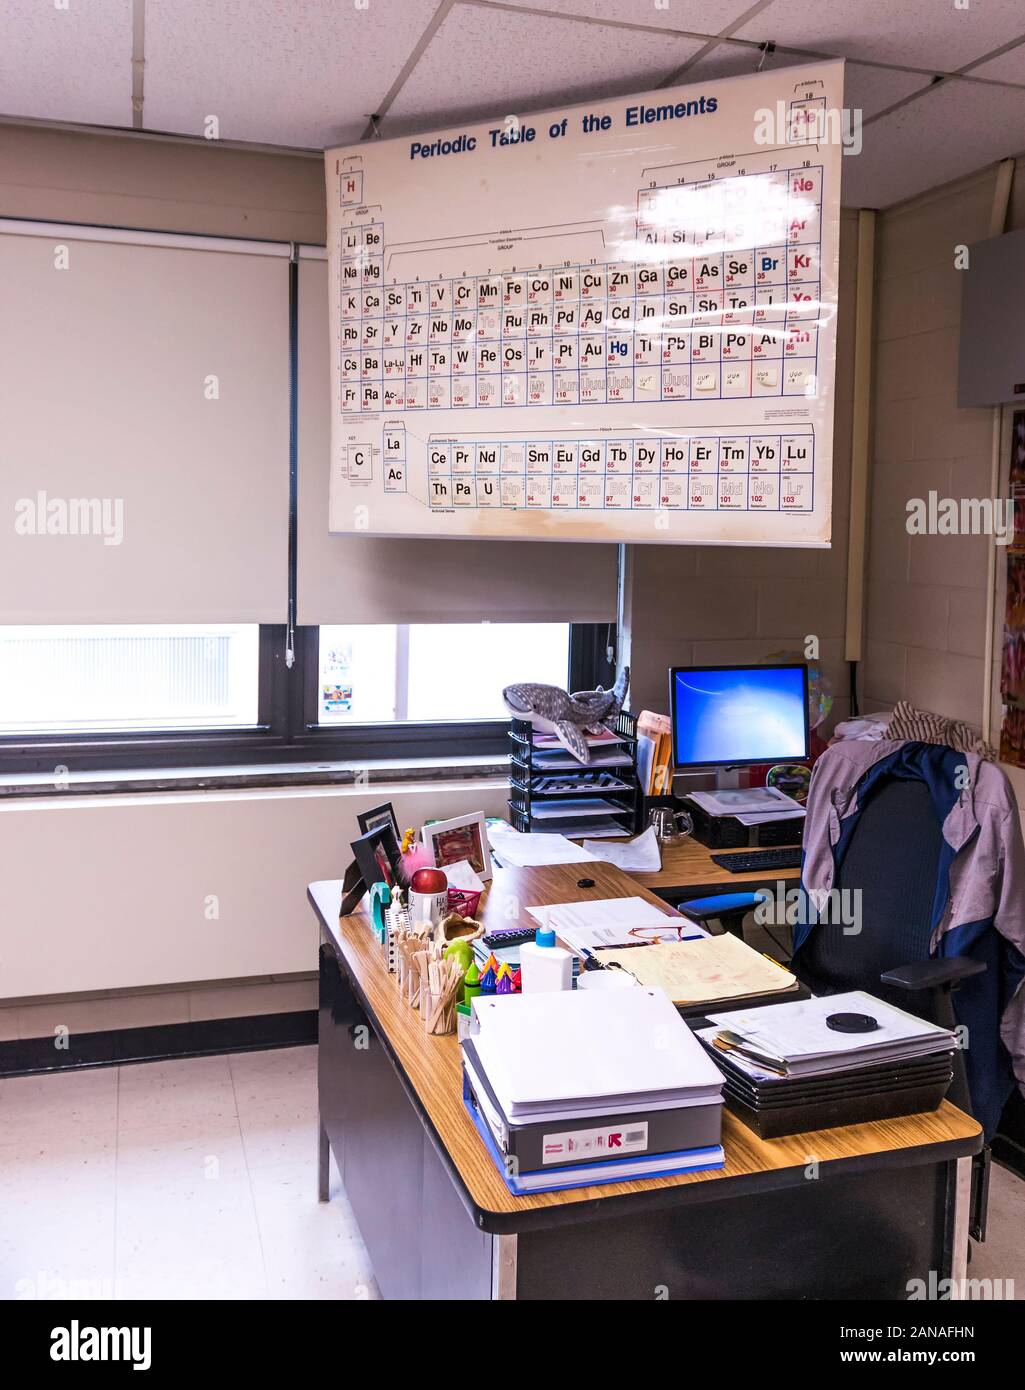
[514, 1160, 951, 1299]
[319, 940, 426, 1300]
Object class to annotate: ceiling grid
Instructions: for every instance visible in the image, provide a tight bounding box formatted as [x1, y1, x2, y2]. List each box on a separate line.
[1, 0, 1023, 206]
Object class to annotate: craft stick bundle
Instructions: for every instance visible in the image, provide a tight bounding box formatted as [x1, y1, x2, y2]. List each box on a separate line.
[423, 955, 464, 1036]
[395, 922, 438, 1008]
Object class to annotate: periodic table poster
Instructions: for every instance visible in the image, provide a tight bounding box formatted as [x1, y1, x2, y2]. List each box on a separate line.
[324, 60, 843, 547]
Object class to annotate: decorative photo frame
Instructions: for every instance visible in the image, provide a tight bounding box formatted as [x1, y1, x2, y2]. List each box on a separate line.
[421, 812, 492, 882]
[357, 801, 401, 845]
[350, 824, 402, 894]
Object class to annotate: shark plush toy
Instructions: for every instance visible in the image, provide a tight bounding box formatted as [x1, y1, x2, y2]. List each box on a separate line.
[503, 667, 630, 764]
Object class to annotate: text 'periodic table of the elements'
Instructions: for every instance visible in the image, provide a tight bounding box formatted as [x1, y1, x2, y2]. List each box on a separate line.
[325, 60, 842, 546]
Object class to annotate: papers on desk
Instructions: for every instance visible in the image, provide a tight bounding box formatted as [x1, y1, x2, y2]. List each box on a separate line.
[551, 820, 627, 839]
[443, 859, 485, 893]
[688, 785, 805, 826]
[580, 824, 662, 872]
[593, 932, 798, 1007]
[531, 729, 625, 749]
[462, 983, 726, 1193]
[704, 991, 957, 1078]
[486, 824, 597, 867]
[531, 746, 633, 770]
[528, 797, 625, 820]
[470, 988, 724, 1119]
[526, 895, 706, 953]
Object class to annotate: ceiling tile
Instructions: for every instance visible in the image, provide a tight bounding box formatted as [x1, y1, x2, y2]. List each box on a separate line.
[494, 0, 746, 35]
[144, 0, 439, 147]
[734, 0, 1025, 71]
[842, 62, 934, 119]
[965, 37, 1025, 82]
[839, 77, 1025, 208]
[683, 45, 930, 118]
[0, 0, 132, 127]
[384, 4, 706, 134]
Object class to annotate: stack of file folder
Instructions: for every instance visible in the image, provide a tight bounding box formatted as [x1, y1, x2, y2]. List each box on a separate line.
[696, 991, 957, 1138]
[462, 988, 725, 1195]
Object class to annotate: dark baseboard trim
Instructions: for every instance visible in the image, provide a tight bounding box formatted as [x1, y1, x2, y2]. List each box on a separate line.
[0, 1010, 317, 1077]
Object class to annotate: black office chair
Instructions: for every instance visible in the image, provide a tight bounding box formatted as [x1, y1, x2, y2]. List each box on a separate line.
[792, 775, 991, 1240]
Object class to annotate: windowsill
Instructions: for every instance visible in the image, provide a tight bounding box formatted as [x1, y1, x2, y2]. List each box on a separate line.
[0, 753, 510, 800]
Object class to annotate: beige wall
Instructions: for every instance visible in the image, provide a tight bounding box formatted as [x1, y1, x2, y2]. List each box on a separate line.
[623, 209, 860, 732]
[0, 779, 509, 1002]
[862, 162, 1023, 727]
[0, 122, 325, 240]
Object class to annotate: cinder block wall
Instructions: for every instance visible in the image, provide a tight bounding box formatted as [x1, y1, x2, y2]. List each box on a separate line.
[862, 160, 1024, 727]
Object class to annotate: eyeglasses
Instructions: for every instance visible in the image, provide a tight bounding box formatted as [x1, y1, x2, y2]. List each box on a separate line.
[628, 922, 702, 942]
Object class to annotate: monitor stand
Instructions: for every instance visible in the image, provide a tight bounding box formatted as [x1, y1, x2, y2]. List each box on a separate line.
[714, 767, 742, 790]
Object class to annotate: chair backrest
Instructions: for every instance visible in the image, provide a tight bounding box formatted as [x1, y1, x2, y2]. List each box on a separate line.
[794, 776, 944, 1009]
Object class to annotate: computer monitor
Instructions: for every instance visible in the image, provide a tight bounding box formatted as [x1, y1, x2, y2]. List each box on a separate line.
[669, 663, 810, 770]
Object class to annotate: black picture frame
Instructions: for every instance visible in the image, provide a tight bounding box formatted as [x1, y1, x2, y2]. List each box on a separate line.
[350, 824, 402, 894]
[357, 801, 401, 844]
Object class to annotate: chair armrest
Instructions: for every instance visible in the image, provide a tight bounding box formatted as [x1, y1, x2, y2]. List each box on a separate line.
[880, 956, 986, 991]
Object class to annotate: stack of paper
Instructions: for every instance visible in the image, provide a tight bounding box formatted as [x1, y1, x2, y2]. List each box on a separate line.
[593, 932, 798, 1007]
[531, 729, 625, 750]
[486, 824, 597, 867]
[688, 786, 805, 826]
[580, 825, 662, 872]
[532, 746, 632, 770]
[529, 797, 626, 820]
[695, 992, 957, 1138]
[527, 895, 707, 952]
[704, 991, 956, 1078]
[462, 989, 724, 1193]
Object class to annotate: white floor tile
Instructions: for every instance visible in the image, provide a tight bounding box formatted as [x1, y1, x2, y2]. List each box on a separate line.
[116, 1054, 237, 1135]
[116, 1121, 250, 1189]
[0, 1067, 118, 1149]
[0, 1138, 116, 1302]
[228, 1045, 317, 1106]
[250, 1159, 377, 1301]
[967, 1162, 1025, 1299]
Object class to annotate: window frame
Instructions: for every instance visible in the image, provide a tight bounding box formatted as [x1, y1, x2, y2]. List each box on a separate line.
[0, 623, 613, 775]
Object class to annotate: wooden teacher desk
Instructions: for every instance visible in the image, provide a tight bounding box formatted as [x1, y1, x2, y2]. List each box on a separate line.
[309, 859, 980, 1301]
[623, 833, 803, 900]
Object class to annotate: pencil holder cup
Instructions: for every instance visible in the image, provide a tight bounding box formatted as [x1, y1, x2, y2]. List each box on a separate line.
[407, 970, 421, 1010]
[422, 987, 457, 1037]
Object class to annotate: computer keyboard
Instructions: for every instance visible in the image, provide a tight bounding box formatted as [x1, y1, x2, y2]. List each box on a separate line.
[711, 847, 803, 873]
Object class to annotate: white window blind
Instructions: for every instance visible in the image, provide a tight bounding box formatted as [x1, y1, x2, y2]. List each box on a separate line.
[0, 222, 290, 624]
[296, 255, 617, 626]
[0, 623, 259, 733]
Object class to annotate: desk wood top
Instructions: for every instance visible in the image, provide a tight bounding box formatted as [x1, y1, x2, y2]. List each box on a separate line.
[309, 868, 981, 1227]
[598, 833, 804, 893]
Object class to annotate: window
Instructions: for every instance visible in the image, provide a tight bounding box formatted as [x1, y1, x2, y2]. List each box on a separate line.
[316, 622, 571, 725]
[0, 621, 611, 777]
[0, 625, 260, 734]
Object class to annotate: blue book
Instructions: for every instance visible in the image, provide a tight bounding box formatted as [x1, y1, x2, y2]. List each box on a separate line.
[463, 1078, 724, 1196]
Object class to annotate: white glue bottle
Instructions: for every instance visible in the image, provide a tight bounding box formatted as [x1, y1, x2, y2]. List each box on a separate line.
[519, 927, 573, 993]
